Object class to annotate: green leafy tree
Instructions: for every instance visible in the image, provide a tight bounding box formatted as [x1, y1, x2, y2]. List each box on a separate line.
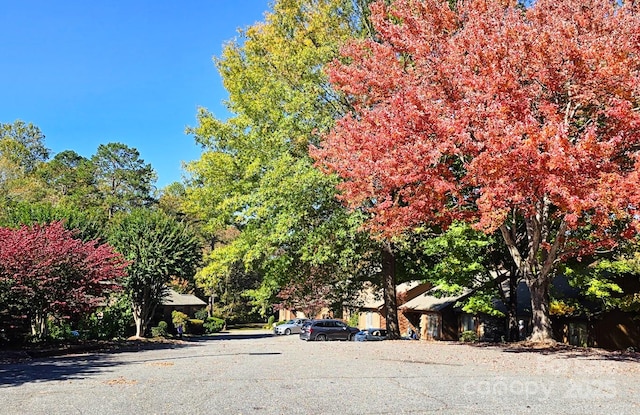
[0, 201, 106, 243]
[38, 150, 99, 210]
[185, 0, 379, 325]
[0, 120, 49, 176]
[401, 223, 521, 340]
[562, 244, 640, 315]
[108, 209, 202, 338]
[158, 181, 189, 219]
[0, 120, 50, 204]
[91, 143, 157, 218]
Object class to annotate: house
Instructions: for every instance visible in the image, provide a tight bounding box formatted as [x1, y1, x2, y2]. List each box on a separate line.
[546, 276, 640, 350]
[276, 281, 431, 332]
[160, 289, 207, 321]
[277, 307, 333, 322]
[356, 281, 432, 334]
[399, 276, 640, 349]
[588, 310, 640, 350]
[399, 287, 477, 341]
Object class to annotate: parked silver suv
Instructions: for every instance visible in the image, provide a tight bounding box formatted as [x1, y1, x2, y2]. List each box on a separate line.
[274, 318, 309, 335]
[299, 319, 359, 341]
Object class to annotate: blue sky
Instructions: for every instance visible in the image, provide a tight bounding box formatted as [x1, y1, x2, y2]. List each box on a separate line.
[0, 1, 271, 188]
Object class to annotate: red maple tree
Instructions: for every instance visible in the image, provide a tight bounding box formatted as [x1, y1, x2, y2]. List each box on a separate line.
[0, 221, 128, 337]
[275, 281, 332, 320]
[312, 0, 640, 341]
[274, 264, 342, 319]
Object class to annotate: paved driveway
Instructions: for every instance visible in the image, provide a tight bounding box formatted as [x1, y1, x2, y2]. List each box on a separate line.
[1, 330, 639, 414]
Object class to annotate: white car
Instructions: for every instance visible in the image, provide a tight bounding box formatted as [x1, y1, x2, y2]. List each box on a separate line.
[274, 318, 309, 335]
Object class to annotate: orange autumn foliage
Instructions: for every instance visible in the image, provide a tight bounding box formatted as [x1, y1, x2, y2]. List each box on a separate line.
[314, 0, 640, 238]
[312, 0, 640, 341]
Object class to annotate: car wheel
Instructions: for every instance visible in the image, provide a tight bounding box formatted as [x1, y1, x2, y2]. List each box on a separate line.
[284, 328, 291, 335]
[316, 334, 328, 341]
[348, 333, 354, 341]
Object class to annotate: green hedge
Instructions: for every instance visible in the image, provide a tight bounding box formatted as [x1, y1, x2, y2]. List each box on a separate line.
[151, 321, 169, 338]
[188, 319, 205, 335]
[460, 330, 478, 343]
[203, 317, 225, 334]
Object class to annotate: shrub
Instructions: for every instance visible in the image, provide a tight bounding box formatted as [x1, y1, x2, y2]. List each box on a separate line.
[264, 315, 275, 329]
[80, 294, 134, 340]
[46, 318, 77, 342]
[203, 317, 225, 334]
[188, 319, 205, 335]
[171, 310, 189, 333]
[194, 307, 209, 321]
[347, 313, 359, 328]
[151, 321, 169, 337]
[460, 330, 478, 343]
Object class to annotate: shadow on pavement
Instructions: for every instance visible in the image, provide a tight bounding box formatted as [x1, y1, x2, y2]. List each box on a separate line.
[188, 331, 275, 342]
[0, 330, 280, 387]
[0, 353, 122, 387]
[0, 340, 191, 387]
[468, 341, 640, 362]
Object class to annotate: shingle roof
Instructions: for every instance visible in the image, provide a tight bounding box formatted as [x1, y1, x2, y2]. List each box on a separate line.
[399, 287, 473, 312]
[161, 289, 207, 306]
[360, 281, 425, 309]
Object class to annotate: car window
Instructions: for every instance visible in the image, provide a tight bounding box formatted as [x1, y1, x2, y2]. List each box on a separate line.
[336, 321, 346, 328]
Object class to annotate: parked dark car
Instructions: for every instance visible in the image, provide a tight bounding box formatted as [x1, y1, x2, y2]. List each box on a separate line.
[299, 319, 359, 341]
[354, 328, 388, 341]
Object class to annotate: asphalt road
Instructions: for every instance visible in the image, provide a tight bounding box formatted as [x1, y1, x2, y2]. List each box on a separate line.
[1, 330, 639, 415]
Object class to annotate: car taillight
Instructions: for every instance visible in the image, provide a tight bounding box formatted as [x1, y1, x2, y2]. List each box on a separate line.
[308, 327, 313, 333]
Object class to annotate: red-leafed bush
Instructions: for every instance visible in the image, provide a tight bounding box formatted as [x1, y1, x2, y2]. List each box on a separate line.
[0, 221, 128, 339]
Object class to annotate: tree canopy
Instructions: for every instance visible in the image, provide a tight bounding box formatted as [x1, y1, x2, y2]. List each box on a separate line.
[0, 120, 50, 204]
[313, 0, 640, 341]
[185, 0, 378, 319]
[92, 142, 157, 218]
[108, 209, 202, 337]
[0, 221, 127, 339]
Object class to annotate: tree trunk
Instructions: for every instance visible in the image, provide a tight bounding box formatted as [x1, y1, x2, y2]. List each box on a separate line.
[507, 274, 519, 342]
[132, 302, 153, 338]
[382, 243, 401, 339]
[527, 277, 554, 342]
[133, 314, 143, 338]
[208, 293, 215, 318]
[31, 312, 48, 339]
[132, 305, 144, 338]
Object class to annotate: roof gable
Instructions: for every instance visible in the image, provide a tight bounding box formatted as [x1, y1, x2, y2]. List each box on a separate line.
[162, 289, 207, 306]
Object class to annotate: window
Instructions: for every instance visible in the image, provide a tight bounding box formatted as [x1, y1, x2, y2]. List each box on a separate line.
[568, 322, 588, 347]
[460, 314, 475, 333]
